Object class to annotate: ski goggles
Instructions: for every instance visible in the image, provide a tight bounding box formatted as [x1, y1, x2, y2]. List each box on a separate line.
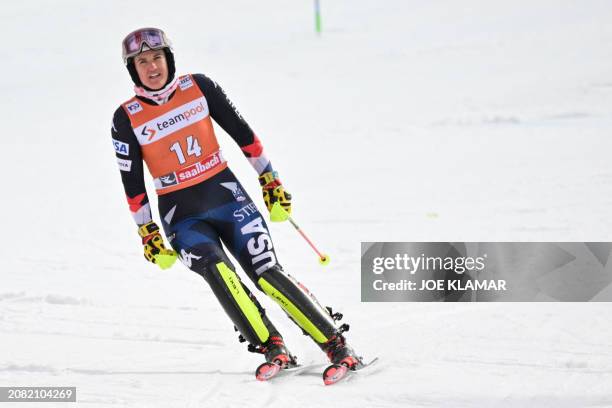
[122, 28, 171, 63]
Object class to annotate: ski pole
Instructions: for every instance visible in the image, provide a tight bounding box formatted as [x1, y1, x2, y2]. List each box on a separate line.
[270, 202, 330, 265]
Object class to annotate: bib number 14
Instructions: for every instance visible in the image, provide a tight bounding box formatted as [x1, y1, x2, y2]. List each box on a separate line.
[170, 136, 202, 164]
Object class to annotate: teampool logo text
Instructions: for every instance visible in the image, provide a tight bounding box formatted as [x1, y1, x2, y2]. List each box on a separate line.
[133, 96, 210, 145]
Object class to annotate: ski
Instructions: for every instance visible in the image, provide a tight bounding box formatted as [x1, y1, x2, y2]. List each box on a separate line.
[322, 357, 379, 386]
[255, 362, 282, 381]
[255, 361, 318, 382]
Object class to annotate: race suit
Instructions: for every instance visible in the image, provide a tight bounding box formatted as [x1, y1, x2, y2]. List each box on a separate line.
[111, 73, 339, 351]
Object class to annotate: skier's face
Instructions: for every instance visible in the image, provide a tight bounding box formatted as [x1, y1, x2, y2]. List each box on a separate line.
[134, 49, 169, 90]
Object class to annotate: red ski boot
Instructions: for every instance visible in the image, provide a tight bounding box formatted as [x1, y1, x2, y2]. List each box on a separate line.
[321, 334, 364, 385]
[254, 336, 297, 381]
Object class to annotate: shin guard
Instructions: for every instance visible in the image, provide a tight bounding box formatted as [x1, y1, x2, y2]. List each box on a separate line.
[257, 266, 337, 344]
[203, 260, 279, 346]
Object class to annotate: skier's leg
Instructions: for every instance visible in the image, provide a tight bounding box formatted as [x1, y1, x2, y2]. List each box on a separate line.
[207, 174, 357, 365]
[163, 216, 293, 365]
[256, 265, 359, 367]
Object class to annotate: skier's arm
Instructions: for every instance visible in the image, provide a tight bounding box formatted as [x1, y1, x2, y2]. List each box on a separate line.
[192, 73, 273, 175]
[111, 107, 152, 226]
[111, 108, 177, 269]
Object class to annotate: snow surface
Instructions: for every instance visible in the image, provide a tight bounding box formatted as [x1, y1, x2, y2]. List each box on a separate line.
[2, 1, 612, 407]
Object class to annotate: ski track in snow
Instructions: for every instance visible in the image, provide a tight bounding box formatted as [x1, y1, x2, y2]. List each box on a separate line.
[2, 0, 612, 406]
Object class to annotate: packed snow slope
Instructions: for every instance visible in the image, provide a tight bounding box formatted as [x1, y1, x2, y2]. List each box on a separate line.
[1, 1, 612, 407]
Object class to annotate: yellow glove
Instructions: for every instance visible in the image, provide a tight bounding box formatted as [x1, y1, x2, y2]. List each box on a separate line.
[258, 171, 292, 215]
[138, 221, 177, 270]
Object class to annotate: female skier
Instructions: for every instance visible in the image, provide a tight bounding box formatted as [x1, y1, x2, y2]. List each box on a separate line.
[110, 27, 360, 379]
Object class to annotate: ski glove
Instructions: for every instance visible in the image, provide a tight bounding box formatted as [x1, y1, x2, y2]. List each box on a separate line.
[259, 171, 292, 215]
[138, 221, 177, 270]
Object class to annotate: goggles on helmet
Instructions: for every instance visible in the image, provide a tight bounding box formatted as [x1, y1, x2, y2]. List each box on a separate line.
[122, 28, 172, 64]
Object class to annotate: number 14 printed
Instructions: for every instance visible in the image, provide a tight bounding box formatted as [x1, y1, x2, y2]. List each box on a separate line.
[170, 135, 202, 164]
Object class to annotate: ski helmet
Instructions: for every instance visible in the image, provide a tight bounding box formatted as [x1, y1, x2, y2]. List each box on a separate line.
[121, 27, 176, 89]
